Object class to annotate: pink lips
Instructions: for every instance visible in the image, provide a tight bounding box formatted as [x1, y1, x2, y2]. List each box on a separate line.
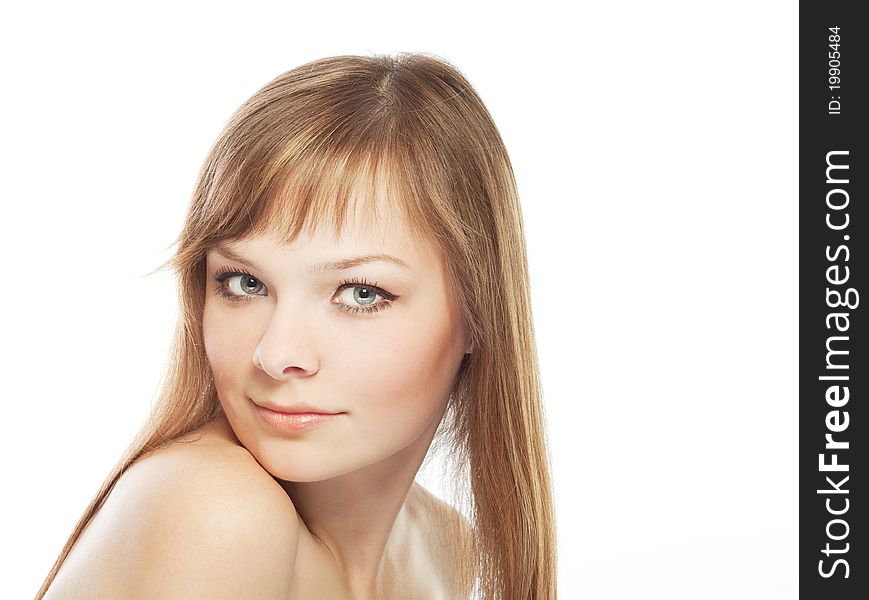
[252, 400, 345, 432]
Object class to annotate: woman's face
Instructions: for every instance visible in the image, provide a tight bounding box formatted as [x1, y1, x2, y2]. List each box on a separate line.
[202, 203, 470, 482]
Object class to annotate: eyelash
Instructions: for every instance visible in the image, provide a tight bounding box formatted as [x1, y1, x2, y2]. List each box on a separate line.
[212, 266, 398, 315]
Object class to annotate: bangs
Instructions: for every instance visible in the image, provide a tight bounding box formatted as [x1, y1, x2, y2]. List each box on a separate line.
[261, 145, 409, 245]
[202, 130, 439, 253]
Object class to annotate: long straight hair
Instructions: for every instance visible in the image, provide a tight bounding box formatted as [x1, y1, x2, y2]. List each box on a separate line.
[36, 52, 556, 600]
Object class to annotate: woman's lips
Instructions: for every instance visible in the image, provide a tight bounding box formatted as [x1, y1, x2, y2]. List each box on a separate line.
[252, 400, 345, 432]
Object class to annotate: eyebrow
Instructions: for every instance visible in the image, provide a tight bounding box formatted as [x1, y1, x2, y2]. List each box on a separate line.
[212, 245, 410, 274]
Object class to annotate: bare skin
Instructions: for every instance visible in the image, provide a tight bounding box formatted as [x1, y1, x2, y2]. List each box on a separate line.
[165, 414, 470, 599]
[47, 412, 468, 599]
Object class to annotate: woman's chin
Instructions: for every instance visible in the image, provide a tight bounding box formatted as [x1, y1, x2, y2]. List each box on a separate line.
[251, 449, 361, 483]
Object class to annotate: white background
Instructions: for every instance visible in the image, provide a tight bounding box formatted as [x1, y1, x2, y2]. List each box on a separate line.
[1, 1, 797, 598]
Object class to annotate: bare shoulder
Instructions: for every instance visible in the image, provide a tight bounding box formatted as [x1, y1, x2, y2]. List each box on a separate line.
[45, 418, 300, 599]
[410, 482, 472, 543]
[407, 483, 475, 598]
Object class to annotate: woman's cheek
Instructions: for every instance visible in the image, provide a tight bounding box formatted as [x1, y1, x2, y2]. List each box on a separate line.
[363, 327, 454, 412]
[203, 307, 256, 382]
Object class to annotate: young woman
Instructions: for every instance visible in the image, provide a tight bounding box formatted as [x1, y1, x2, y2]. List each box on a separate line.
[37, 52, 556, 600]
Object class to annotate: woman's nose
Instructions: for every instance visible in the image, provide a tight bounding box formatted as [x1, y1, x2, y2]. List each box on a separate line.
[252, 309, 319, 379]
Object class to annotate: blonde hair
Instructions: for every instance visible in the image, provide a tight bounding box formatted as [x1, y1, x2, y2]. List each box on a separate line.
[36, 52, 556, 600]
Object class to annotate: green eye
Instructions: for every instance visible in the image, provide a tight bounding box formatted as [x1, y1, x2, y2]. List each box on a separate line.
[353, 286, 376, 305]
[237, 275, 265, 295]
[333, 279, 399, 314]
[213, 269, 267, 302]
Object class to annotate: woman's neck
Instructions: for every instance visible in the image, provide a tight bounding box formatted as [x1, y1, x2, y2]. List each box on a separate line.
[278, 407, 444, 596]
